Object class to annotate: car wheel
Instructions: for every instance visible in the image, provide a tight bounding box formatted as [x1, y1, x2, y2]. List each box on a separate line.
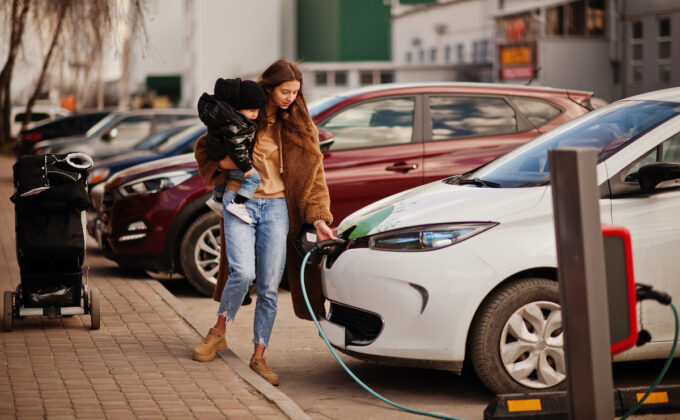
[179, 212, 222, 296]
[470, 277, 565, 395]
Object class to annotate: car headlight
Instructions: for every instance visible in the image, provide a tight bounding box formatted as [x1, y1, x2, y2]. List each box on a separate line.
[368, 222, 498, 252]
[118, 170, 195, 197]
[88, 168, 111, 185]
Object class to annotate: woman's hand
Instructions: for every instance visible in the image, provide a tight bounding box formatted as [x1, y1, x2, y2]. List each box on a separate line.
[244, 169, 253, 177]
[314, 220, 336, 241]
[219, 156, 237, 170]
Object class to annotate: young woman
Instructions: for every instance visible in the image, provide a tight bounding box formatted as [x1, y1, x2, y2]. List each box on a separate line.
[193, 59, 334, 386]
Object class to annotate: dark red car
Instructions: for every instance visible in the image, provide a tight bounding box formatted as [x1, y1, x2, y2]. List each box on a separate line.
[95, 82, 594, 295]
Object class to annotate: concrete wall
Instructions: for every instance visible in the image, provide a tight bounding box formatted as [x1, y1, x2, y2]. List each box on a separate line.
[539, 38, 613, 100]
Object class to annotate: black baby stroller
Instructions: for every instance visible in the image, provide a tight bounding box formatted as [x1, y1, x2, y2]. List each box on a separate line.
[3, 152, 100, 331]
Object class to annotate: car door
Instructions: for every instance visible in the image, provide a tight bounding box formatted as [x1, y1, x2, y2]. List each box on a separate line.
[422, 95, 541, 183]
[318, 95, 423, 224]
[608, 128, 680, 344]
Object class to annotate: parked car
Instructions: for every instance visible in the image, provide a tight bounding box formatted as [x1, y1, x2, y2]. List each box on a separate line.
[32, 108, 197, 158]
[14, 110, 111, 157]
[95, 82, 594, 296]
[319, 87, 680, 395]
[10, 104, 70, 139]
[87, 120, 203, 189]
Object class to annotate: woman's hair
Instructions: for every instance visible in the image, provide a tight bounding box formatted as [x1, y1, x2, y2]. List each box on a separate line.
[258, 59, 316, 144]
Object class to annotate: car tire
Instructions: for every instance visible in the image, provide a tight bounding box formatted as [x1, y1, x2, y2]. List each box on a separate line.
[470, 277, 565, 395]
[179, 212, 222, 296]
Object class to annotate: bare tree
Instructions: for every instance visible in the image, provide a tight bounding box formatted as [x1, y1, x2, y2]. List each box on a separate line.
[0, 0, 31, 148]
[0, 0, 147, 148]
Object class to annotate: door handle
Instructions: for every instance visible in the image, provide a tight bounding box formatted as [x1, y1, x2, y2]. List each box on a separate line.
[386, 163, 419, 173]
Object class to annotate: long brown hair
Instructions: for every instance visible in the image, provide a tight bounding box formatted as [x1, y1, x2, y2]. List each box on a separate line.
[257, 59, 316, 146]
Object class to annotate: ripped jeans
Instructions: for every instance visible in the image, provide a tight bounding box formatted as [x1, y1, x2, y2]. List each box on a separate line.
[217, 188, 288, 347]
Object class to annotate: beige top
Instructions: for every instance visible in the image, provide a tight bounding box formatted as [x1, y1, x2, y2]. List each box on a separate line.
[227, 117, 285, 198]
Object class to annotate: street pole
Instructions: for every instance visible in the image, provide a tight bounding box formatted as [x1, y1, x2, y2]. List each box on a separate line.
[549, 147, 614, 419]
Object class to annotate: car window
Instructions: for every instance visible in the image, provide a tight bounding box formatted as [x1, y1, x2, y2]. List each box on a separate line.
[509, 97, 562, 127]
[155, 114, 192, 129]
[320, 97, 415, 151]
[112, 116, 153, 140]
[429, 96, 516, 140]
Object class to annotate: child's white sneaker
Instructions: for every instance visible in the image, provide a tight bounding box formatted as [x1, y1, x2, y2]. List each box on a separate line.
[226, 201, 252, 224]
[206, 197, 223, 216]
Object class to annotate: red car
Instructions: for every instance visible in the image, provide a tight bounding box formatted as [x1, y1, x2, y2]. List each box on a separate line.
[95, 82, 594, 295]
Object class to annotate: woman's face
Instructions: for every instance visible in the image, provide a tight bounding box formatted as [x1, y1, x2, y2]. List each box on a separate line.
[268, 80, 300, 110]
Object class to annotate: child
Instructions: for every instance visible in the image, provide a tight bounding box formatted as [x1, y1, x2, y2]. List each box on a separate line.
[197, 78, 266, 224]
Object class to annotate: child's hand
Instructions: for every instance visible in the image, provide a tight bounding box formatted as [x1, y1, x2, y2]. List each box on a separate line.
[219, 156, 237, 170]
[244, 169, 253, 177]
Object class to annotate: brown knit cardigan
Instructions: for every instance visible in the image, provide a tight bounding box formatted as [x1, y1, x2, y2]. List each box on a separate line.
[194, 127, 333, 321]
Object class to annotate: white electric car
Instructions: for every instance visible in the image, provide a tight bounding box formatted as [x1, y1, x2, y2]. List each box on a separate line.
[320, 88, 680, 394]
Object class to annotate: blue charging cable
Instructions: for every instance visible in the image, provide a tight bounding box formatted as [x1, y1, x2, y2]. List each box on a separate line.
[300, 248, 464, 420]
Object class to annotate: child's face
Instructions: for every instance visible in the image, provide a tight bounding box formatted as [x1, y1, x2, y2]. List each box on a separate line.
[239, 109, 259, 120]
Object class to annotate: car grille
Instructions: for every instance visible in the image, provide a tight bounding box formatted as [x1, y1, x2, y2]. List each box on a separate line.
[329, 302, 383, 345]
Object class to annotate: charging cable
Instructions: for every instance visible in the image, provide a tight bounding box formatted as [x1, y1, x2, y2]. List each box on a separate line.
[620, 285, 679, 420]
[301, 246, 464, 420]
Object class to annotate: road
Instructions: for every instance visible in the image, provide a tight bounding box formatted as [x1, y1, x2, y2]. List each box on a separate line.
[85, 237, 680, 420]
[159, 275, 680, 420]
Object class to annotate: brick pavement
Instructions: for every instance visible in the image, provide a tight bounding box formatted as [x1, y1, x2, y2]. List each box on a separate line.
[0, 154, 304, 419]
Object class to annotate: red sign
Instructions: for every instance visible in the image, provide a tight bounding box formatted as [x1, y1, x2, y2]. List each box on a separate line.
[501, 66, 534, 80]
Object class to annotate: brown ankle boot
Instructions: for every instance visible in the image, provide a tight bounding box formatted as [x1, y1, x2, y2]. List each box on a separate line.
[193, 328, 227, 362]
[250, 357, 279, 386]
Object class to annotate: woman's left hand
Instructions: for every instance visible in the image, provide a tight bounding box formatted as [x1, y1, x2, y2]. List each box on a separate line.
[314, 221, 336, 242]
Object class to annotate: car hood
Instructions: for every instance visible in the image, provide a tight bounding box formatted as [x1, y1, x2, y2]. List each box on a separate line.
[105, 153, 197, 188]
[336, 180, 548, 238]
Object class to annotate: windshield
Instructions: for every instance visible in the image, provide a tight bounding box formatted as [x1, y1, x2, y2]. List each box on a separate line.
[308, 95, 346, 118]
[469, 100, 680, 188]
[85, 113, 118, 137]
[156, 125, 205, 154]
[134, 123, 193, 150]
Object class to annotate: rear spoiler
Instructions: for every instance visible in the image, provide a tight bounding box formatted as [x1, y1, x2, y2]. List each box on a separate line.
[567, 90, 597, 111]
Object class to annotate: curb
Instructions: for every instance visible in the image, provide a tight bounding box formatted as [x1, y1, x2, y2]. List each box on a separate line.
[147, 280, 311, 420]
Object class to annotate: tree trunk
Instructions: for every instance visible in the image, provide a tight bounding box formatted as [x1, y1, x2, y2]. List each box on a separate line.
[0, 0, 31, 147]
[21, 0, 69, 132]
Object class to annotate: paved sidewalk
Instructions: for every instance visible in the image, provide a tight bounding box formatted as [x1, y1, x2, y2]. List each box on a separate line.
[0, 154, 306, 419]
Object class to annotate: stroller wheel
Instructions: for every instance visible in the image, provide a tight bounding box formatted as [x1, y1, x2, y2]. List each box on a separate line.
[4, 291, 13, 331]
[90, 289, 100, 330]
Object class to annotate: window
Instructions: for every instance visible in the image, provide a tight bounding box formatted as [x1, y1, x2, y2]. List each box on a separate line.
[587, 0, 605, 35]
[111, 116, 153, 141]
[320, 98, 415, 151]
[334, 71, 348, 86]
[658, 17, 671, 83]
[419, 49, 425, 63]
[14, 112, 50, 123]
[430, 48, 437, 62]
[406, 51, 412, 63]
[380, 71, 394, 84]
[155, 114, 191, 130]
[510, 97, 562, 127]
[567, 0, 585, 35]
[444, 46, 451, 63]
[547, 6, 564, 36]
[456, 44, 465, 63]
[630, 20, 643, 84]
[315, 72, 328, 86]
[479, 40, 489, 63]
[360, 71, 373, 86]
[429, 96, 517, 140]
[472, 42, 479, 63]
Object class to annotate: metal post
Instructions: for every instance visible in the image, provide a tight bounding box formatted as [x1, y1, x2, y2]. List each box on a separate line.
[549, 148, 614, 420]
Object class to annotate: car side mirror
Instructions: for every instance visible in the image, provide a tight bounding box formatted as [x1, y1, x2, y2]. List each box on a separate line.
[638, 162, 680, 192]
[102, 127, 118, 142]
[318, 129, 334, 151]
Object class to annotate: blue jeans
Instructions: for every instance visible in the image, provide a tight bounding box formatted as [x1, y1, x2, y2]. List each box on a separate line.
[217, 189, 289, 347]
[227, 167, 261, 199]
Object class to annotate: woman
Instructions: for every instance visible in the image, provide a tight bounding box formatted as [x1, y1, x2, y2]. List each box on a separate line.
[192, 59, 335, 386]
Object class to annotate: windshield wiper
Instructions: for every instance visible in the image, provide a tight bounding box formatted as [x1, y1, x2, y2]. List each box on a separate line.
[457, 178, 501, 188]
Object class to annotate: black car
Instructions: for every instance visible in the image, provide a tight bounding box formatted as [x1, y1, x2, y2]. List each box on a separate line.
[14, 111, 111, 157]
